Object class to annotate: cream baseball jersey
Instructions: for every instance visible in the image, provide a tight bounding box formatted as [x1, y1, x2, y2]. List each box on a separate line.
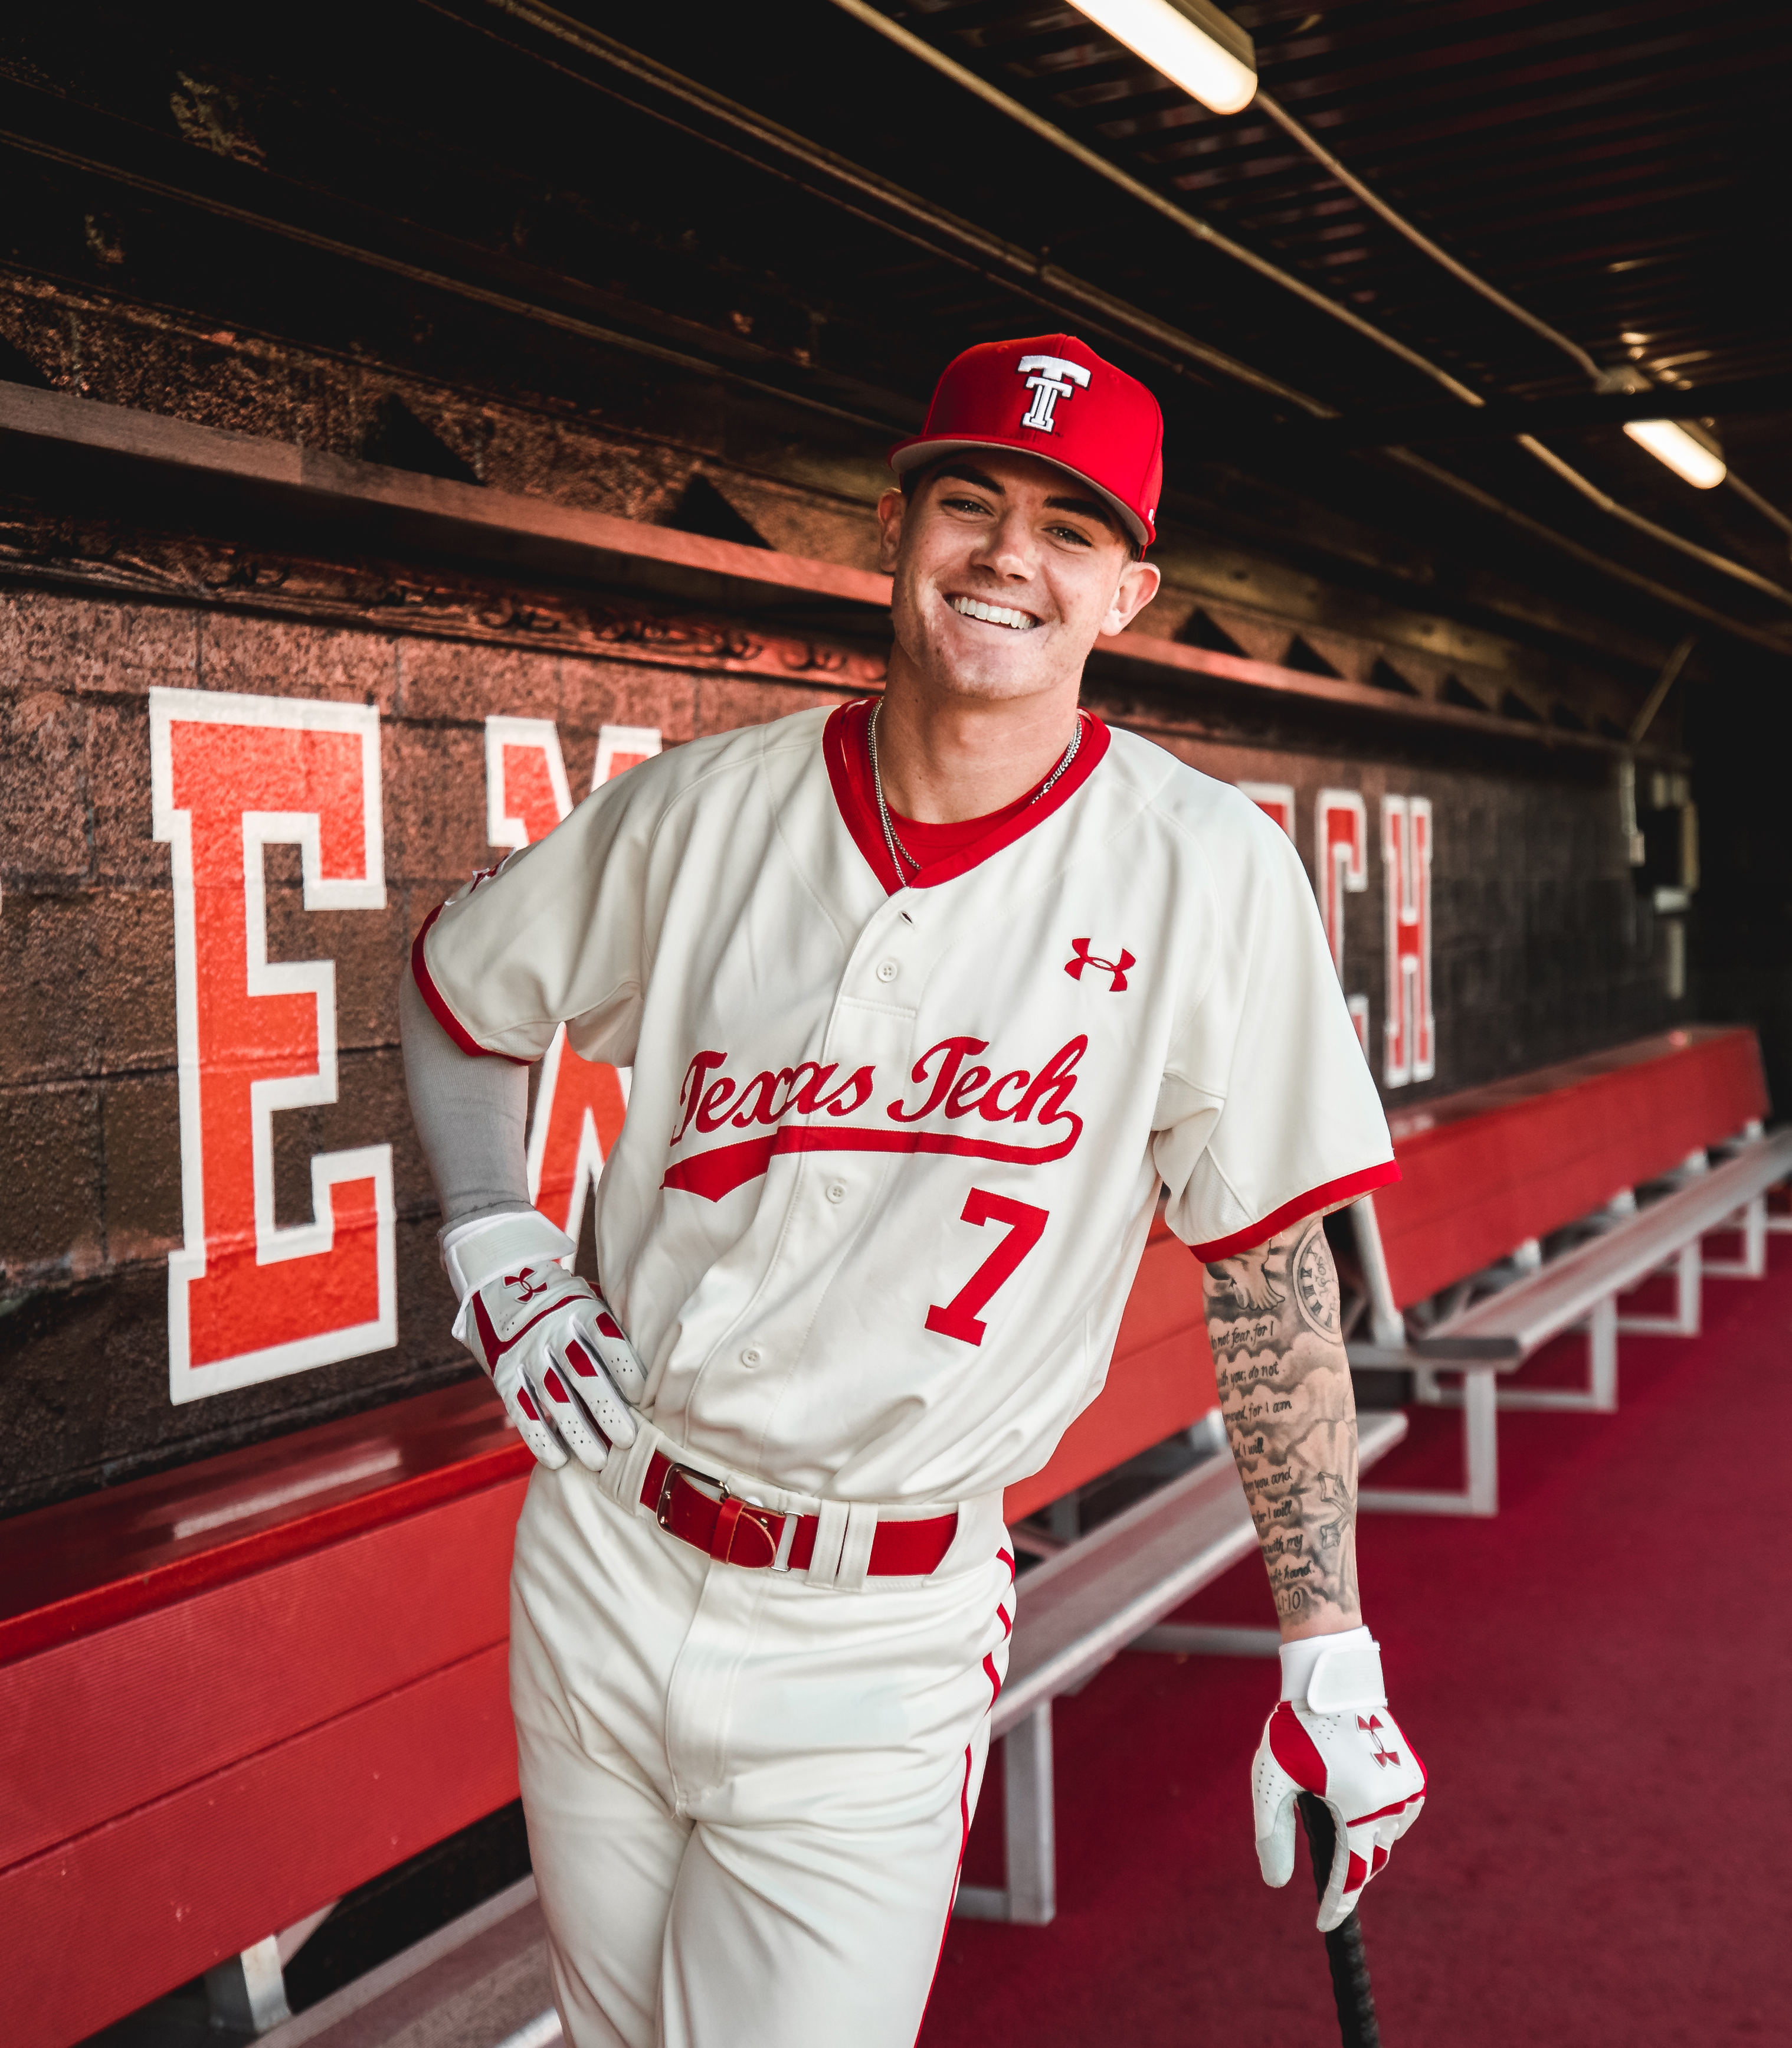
[415, 700, 1397, 1506]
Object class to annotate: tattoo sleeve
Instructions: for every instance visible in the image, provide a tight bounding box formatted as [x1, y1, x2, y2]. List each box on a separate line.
[1203, 1214, 1363, 1640]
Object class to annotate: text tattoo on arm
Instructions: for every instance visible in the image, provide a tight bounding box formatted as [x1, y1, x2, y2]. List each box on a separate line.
[1203, 1217, 1361, 1634]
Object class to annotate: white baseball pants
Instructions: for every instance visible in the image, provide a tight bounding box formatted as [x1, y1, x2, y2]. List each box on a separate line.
[509, 1463, 1015, 2048]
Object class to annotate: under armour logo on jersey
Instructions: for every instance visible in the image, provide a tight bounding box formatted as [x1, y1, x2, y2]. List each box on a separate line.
[1064, 937, 1135, 992]
[504, 1267, 550, 1303]
[1018, 353, 1091, 434]
[1358, 1714, 1401, 1768]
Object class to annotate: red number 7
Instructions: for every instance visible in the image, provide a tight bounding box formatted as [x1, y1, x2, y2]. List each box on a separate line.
[925, 1189, 1050, 1347]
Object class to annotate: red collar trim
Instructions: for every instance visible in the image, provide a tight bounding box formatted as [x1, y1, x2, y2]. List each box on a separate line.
[823, 699, 1109, 895]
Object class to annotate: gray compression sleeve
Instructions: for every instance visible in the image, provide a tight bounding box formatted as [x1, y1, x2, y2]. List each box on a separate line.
[399, 968, 534, 1231]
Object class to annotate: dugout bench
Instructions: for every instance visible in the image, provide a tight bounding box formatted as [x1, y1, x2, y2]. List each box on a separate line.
[1345, 1025, 1791, 1517]
[0, 1383, 532, 2048]
[22, 1020, 1777, 2004]
[0, 1201, 1398, 2014]
[1, 1212, 1296, 2034]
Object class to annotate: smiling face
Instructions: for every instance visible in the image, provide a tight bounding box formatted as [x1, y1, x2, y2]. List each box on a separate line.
[877, 450, 1159, 710]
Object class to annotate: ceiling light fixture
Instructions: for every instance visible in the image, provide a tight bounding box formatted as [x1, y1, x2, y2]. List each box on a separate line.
[1598, 368, 1727, 490]
[1600, 375, 1745, 500]
[1623, 418, 1727, 490]
[1065, 0, 1257, 114]
[830, 0, 1792, 622]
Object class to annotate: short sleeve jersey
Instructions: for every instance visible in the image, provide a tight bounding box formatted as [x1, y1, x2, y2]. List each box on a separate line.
[416, 702, 1396, 1505]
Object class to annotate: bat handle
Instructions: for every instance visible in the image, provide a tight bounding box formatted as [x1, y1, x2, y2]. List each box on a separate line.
[1298, 1792, 1383, 2048]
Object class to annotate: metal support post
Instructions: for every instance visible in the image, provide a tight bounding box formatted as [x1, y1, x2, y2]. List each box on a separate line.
[954, 1705, 1056, 1925]
[1675, 1239, 1701, 1332]
[1044, 1493, 1080, 1545]
[201, 1901, 335, 2035]
[1716, 1128, 1787, 1239]
[1361, 1365, 1499, 1517]
[1703, 1196, 1767, 1278]
[204, 1938, 292, 2034]
[1462, 1366, 1499, 1515]
[1617, 1238, 1702, 1336]
[1496, 1293, 1620, 1415]
[1351, 1196, 1406, 1349]
[1588, 1294, 1617, 1409]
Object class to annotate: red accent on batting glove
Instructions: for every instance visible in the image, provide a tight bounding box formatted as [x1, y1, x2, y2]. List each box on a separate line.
[442, 1210, 647, 1474]
[1251, 1639, 1427, 1931]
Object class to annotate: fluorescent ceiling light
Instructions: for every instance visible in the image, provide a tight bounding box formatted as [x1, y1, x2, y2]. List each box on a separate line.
[1067, 0, 1257, 116]
[1623, 420, 1727, 490]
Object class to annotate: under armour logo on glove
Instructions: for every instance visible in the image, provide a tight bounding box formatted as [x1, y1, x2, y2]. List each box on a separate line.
[1251, 1635, 1426, 1932]
[440, 1212, 648, 1474]
[1064, 937, 1135, 992]
[1361, 1714, 1401, 1767]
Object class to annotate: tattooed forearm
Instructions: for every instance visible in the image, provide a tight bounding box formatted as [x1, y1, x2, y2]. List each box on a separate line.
[1203, 1215, 1362, 1640]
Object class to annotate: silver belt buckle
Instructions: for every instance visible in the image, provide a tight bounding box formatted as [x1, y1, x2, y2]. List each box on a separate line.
[656, 1461, 725, 1532]
[656, 1459, 796, 1571]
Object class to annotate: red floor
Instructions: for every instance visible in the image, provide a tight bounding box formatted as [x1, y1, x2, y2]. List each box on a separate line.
[922, 1234, 1792, 2047]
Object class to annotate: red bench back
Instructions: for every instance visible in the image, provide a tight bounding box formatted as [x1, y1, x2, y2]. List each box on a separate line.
[0, 1385, 530, 2048]
[0, 1222, 1218, 2048]
[1003, 1214, 1216, 1524]
[1374, 1026, 1769, 1310]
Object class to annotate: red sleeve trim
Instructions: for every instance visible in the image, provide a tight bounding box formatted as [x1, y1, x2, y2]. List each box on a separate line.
[1185, 1158, 1401, 1262]
[409, 903, 532, 1066]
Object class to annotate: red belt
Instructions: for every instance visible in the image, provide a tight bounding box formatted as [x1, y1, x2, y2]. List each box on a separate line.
[642, 1451, 957, 1576]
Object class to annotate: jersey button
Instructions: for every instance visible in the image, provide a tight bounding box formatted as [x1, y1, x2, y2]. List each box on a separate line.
[874, 958, 900, 983]
[825, 1180, 847, 1203]
[740, 1345, 764, 1367]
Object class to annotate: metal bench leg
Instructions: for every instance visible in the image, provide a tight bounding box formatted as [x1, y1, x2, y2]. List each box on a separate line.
[1351, 1193, 1407, 1350]
[1361, 1366, 1499, 1517]
[204, 1938, 292, 2035]
[1588, 1294, 1617, 1409]
[954, 1705, 1056, 1925]
[1704, 1196, 1768, 1278]
[1496, 1293, 1619, 1416]
[1617, 1239, 1703, 1337]
[1411, 1361, 1444, 1406]
[1676, 1241, 1701, 1333]
[1463, 1366, 1499, 1515]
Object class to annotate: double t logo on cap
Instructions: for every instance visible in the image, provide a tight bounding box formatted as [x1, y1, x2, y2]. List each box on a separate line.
[1017, 353, 1092, 434]
[888, 331, 1164, 549]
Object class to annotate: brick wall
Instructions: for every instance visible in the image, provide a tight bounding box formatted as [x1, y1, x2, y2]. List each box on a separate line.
[0, 565, 1682, 1516]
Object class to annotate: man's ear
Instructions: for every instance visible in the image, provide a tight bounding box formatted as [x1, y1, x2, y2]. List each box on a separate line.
[876, 487, 906, 571]
[1102, 557, 1161, 638]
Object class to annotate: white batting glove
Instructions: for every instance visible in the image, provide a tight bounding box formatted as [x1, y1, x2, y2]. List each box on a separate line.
[1252, 1628, 1426, 1931]
[441, 1211, 646, 1473]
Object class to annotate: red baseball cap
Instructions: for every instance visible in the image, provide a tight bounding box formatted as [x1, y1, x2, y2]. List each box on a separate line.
[890, 333, 1164, 550]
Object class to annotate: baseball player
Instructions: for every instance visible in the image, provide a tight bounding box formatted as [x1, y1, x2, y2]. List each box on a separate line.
[401, 333, 1426, 2047]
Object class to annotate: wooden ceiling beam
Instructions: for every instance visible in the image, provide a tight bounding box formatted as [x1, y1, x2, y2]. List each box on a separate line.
[1295, 372, 1792, 447]
[0, 378, 1682, 757]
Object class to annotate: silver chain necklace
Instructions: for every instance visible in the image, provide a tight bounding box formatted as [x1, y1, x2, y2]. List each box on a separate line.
[867, 700, 1082, 883]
